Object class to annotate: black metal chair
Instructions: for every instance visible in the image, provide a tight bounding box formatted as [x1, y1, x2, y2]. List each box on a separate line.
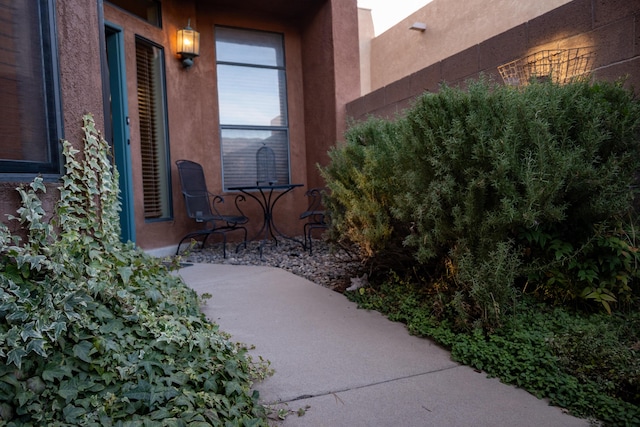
[299, 187, 329, 255]
[175, 160, 248, 257]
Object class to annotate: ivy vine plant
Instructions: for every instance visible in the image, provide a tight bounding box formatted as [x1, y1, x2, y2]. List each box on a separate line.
[0, 114, 270, 426]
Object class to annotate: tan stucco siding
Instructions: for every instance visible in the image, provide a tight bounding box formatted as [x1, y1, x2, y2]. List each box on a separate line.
[365, 0, 573, 93]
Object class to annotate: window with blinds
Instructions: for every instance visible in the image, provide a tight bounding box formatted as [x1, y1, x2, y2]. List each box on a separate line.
[0, 0, 62, 175]
[215, 26, 290, 190]
[135, 37, 171, 220]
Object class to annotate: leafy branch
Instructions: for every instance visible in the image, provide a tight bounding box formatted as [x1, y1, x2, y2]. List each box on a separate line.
[0, 114, 270, 425]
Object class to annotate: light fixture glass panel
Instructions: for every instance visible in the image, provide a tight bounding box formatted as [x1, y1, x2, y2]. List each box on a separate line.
[177, 27, 199, 56]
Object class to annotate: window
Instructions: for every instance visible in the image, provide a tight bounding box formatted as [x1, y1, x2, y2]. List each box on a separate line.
[215, 26, 290, 189]
[0, 0, 62, 176]
[135, 37, 171, 220]
[106, 0, 161, 27]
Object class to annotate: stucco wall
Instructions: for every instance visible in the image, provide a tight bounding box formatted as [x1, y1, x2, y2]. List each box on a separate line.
[0, 0, 105, 236]
[300, 3, 337, 193]
[349, 0, 640, 121]
[358, 8, 374, 95]
[102, 0, 361, 251]
[365, 0, 572, 93]
[300, 0, 361, 190]
[1, 0, 361, 253]
[103, 3, 309, 249]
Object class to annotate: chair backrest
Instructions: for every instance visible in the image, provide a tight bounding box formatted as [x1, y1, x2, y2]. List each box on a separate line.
[304, 187, 326, 214]
[176, 160, 212, 221]
[256, 145, 277, 186]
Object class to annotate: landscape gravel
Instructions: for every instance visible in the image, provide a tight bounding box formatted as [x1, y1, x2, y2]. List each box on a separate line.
[178, 237, 365, 292]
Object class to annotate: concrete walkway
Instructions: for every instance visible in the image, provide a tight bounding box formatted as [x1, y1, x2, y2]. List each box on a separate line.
[178, 263, 589, 427]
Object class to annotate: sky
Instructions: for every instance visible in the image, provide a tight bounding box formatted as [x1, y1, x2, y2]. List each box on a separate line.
[357, 0, 433, 35]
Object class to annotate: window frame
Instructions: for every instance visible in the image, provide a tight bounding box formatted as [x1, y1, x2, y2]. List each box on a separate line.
[104, 0, 162, 28]
[134, 35, 173, 222]
[215, 26, 291, 191]
[0, 0, 64, 180]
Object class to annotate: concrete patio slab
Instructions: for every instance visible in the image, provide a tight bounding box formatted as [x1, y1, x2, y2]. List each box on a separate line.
[178, 263, 589, 427]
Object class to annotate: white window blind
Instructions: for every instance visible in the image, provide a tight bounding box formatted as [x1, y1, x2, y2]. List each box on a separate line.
[216, 27, 290, 189]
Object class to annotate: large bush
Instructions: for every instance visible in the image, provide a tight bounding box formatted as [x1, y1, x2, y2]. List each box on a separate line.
[0, 115, 269, 425]
[323, 118, 405, 260]
[323, 79, 640, 324]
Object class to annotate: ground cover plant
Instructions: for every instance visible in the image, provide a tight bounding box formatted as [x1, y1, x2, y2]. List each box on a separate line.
[323, 79, 640, 425]
[347, 277, 640, 425]
[0, 115, 270, 425]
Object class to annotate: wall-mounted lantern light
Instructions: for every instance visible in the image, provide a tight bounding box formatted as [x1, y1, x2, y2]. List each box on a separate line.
[177, 19, 200, 68]
[409, 22, 427, 32]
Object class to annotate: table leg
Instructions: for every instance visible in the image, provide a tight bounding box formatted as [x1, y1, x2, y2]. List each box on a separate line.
[238, 186, 304, 258]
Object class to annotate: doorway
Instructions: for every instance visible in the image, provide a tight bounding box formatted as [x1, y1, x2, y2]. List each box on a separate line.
[105, 24, 136, 243]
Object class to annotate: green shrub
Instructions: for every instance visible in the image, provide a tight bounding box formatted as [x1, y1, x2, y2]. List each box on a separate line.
[0, 115, 269, 425]
[456, 240, 521, 327]
[324, 79, 640, 321]
[547, 310, 640, 405]
[323, 117, 406, 259]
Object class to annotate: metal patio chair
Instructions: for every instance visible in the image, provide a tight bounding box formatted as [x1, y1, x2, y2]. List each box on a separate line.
[299, 187, 329, 255]
[175, 160, 248, 257]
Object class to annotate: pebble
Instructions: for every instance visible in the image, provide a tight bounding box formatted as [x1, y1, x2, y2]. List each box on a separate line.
[178, 236, 365, 292]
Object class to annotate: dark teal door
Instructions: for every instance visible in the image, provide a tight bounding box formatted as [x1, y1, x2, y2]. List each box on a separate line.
[105, 24, 136, 243]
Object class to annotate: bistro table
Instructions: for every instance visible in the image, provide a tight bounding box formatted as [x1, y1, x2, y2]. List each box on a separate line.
[228, 183, 304, 257]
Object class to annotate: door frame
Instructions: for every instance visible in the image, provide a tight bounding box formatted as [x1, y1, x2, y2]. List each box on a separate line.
[104, 22, 136, 243]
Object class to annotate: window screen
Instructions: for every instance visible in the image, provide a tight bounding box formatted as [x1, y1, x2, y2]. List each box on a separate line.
[215, 27, 290, 190]
[0, 0, 62, 176]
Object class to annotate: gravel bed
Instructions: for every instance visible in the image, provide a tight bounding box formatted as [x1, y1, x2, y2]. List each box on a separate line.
[178, 237, 365, 292]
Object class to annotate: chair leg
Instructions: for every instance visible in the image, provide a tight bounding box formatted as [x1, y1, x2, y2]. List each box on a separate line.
[176, 236, 189, 255]
[303, 223, 310, 251]
[220, 232, 228, 258]
[307, 223, 314, 255]
[201, 232, 212, 251]
[307, 224, 328, 256]
[241, 227, 248, 249]
[234, 228, 247, 254]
